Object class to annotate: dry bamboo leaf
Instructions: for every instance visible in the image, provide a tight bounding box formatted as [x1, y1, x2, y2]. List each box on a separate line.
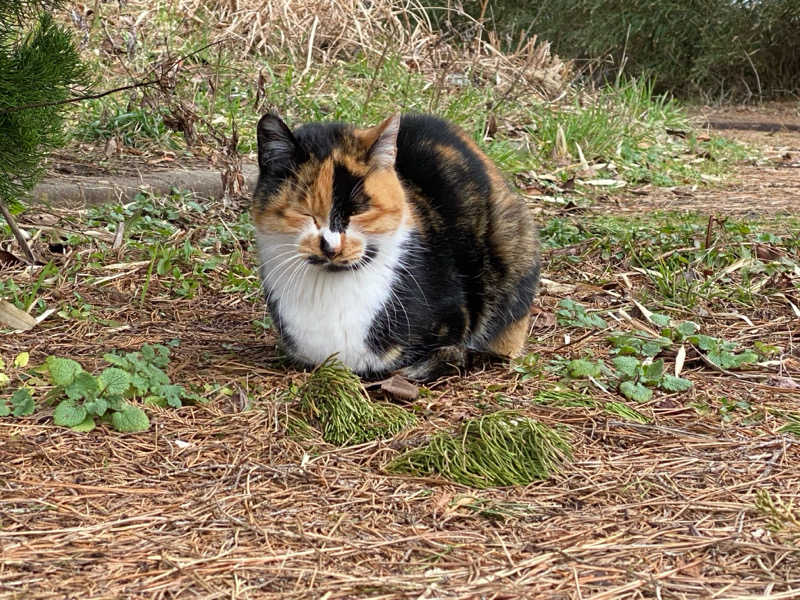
[675, 344, 686, 376]
[0, 300, 37, 331]
[539, 278, 576, 296]
[379, 375, 419, 402]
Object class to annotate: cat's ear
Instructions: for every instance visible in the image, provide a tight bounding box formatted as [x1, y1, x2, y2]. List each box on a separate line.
[257, 113, 300, 173]
[362, 113, 400, 170]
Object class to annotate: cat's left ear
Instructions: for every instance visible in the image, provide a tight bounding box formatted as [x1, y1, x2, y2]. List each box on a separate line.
[363, 113, 400, 170]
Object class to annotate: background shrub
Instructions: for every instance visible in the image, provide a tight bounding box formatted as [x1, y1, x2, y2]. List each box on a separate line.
[453, 0, 800, 101]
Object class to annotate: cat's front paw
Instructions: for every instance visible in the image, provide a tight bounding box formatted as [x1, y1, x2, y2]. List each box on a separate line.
[398, 345, 466, 381]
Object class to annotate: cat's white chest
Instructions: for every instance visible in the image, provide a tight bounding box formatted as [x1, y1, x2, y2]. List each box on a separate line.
[257, 231, 408, 373]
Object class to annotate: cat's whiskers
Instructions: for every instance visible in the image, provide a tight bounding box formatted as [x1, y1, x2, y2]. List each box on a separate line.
[258, 248, 300, 271]
[282, 256, 311, 305]
[259, 251, 302, 287]
[395, 254, 429, 307]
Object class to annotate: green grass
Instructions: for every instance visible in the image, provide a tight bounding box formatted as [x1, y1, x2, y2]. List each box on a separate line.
[540, 212, 800, 311]
[61, 0, 753, 196]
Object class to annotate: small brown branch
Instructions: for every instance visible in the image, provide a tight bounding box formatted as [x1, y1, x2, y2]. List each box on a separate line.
[0, 79, 161, 114]
[0, 39, 227, 115]
[0, 198, 37, 265]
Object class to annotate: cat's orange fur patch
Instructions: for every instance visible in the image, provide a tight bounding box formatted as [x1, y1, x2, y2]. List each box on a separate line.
[434, 143, 467, 167]
[330, 150, 370, 177]
[310, 158, 334, 217]
[352, 170, 411, 233]
[487, 316, 530, 358]
[254, 197, 309, 233]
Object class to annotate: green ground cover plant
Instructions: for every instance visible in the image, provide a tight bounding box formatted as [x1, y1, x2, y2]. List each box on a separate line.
[290, 356, 417, 446]
[2, 343, 200, 432]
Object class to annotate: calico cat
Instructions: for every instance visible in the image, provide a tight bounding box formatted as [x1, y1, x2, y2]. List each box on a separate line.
[252, 112, 540, 380]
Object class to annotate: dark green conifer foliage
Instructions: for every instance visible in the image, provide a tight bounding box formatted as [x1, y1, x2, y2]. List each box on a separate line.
[0, 1, 90, 206]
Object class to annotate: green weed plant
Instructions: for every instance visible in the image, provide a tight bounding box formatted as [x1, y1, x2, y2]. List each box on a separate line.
[1, 343, 199, 432]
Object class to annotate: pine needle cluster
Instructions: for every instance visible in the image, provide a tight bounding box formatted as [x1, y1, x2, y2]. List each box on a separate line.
[388, 411, 572, 488]
[296, 356, 417, 446]
[0, 1, 90, 206]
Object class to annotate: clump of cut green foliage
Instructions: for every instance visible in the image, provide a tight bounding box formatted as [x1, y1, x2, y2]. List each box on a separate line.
[532, 385, 651, 424]
[294, 356, 416, 446]
[387, 411, 571, 488]
[0, 343, 200, 432]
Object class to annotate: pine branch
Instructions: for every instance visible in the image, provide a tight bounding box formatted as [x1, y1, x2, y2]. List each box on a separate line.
[0, 38, 226, 115]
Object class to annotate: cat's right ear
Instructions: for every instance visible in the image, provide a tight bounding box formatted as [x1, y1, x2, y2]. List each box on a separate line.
[257, 113, 300, 173]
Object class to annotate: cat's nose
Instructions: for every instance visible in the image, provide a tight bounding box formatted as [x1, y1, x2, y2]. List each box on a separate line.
[320, 234, 340, 258]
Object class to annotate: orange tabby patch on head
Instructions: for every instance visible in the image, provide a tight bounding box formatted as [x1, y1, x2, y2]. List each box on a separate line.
[330, 149, 370, 178]
[310, 158, 334, 217]
[351, 170, 410, 234]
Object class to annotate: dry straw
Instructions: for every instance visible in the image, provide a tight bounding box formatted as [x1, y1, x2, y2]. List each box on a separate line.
[179, 0, 570, 98]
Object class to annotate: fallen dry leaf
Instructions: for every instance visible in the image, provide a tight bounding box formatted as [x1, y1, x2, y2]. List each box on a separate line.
[0, 299, 37, 331]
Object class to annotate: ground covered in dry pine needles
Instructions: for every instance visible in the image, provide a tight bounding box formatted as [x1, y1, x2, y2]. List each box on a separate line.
[1, 111, 798, 599]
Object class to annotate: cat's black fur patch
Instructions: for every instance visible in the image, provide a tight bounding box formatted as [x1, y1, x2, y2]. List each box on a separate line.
[329, 165, 364, 232]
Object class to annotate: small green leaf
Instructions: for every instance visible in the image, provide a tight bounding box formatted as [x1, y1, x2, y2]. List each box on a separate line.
[660, 374, 693, 392]
[98, 367, 131, 396]
[648, 336, 672, 355]
[690, 334, 718, 352]
[11, 388, 35, 417]
[567, 359, 604, 378]
[106, 396, 125, 411]
[753, 341, 780, 358]
[13, 352, 29, 368]
[0, 373, 10, 388]
[676, 321, 699, 338]
[144, 395, 168, 407]
[53, 400, 87, 427]
[64, 372, 99, 402]
[71, 416, 96, 432]
[46, 356, 83, 386]
[85, 398, 109, 416]
[0, 357, 5, 370]
[649, 313, 671, 327]
[129, 373, 149, 394]
[0, 402, 9, 416]
[612, 356, 640, 379]
[730, 351, 758, 368]
[642, 359, 665, 382]
[111, 404, 150, 432]
[155, 383, 184, 408]
[103, 353, 131, 368]
[620, 381, 653, 403]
